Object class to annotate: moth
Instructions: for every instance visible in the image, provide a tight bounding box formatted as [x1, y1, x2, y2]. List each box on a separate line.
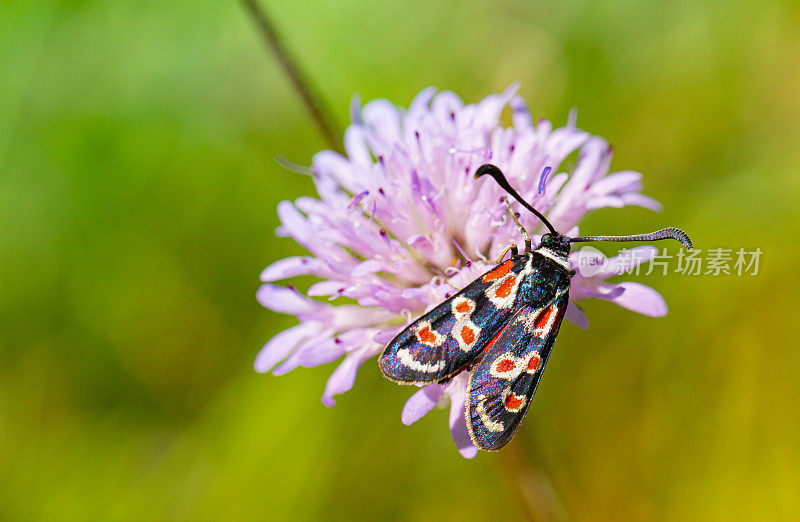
[379, 164, 693, 451]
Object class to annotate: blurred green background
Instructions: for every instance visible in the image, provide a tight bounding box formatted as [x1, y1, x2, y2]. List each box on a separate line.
[2, 0, 799, 519]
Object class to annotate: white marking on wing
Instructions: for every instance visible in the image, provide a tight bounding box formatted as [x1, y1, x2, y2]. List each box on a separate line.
[396, 348, 446, 373]
[475, 395, 504, 432]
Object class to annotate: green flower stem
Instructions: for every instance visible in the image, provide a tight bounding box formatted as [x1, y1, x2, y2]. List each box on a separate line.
[240, 0, 344, 154]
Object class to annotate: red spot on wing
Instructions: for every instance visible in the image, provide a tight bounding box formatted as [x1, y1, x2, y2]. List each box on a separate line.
[527, 353, 541, 372]
[496, 358, 517, 373]
[483, 259, 514, 282]
[418, 325, 437, 344]
[455, 301, 472, 314]
[494, 275, 517, 298]
[460, 325, 476, 345]
[555, 303, 567, 324]
[533, 307, 554, 333]
[505, 394, 524, 410]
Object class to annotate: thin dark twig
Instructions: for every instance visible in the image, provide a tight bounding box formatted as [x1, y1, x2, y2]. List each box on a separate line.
[240, 0, 344, 154]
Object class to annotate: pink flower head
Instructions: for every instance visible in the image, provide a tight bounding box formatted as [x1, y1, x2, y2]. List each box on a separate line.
[257, 85, 667, 458]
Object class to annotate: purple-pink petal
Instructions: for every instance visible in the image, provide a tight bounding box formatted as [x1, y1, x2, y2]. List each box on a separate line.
[609, 282, 668, 317]
[344, 126, 373, 168]
[401, 384, 445, 425]
[586, 195, 624, 210]
[272, 329, 334, 376]
[622, 192, 663, 211]
[307, 280, 346, 297]
[565, 302, 589, 329]
[276, 200, 314, 243]
[321, 346, 377, 407]
[254, 323, 318, 373]
[361, 99, 402, 141]
[256, 284, 322, 315]
[296, 337, 347, 367]
[447, 382, 478, 458]
[373, 328, 401, 345]
[260, 256, 323, 282]
[350, 259, 386, 278]
[589, 170, 642, 195]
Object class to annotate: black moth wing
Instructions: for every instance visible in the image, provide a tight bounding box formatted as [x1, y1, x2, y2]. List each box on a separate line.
[466, 291, 569, 450]
[378, 256, 532, 385]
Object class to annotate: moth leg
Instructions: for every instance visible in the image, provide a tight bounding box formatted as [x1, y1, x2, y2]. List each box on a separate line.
[494, 243, 518, 264]
[504, 197, 532, 252]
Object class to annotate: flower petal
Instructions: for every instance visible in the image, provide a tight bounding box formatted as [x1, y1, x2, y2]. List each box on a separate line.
[312, 150, 362, 193]
[586, 195, 624, 210]
[276, 200, 313, 243]
[297, 328, 373, 368]
[254, 323, 319, 373]
[260, 256, 325, 282]
[609, 282, 668, 317]
[401, 384, 445, 425]
[344, 126, 373, 168]
[256, 284, 322, 315]
[272, 328, 334, 376]
[447, 375, 478, 459]
[373, 327, 401, 345]
[622, 192, 663, 211]
[588, 170, 641, 195]
[321, 346, 379, 407]
[362, 99, 402, 141]
[407, 86, 437, 121]
[565, 302, 589, 329]
[296, 337, 347, 367]
[350, 259, 386, 278]
[510, 95, 533, 129]
[307, 280, 346, 297]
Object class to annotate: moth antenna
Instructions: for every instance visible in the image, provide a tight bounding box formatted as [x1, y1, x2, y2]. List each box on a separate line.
[570, 227, 693, 251]
[474, 164, 557, 235]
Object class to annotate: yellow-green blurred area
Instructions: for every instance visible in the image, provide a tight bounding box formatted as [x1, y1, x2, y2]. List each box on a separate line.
[2, 0, 799, 519]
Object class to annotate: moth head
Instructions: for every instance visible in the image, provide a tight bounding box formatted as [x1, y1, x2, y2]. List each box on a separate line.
[538, 233, 572, 257]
